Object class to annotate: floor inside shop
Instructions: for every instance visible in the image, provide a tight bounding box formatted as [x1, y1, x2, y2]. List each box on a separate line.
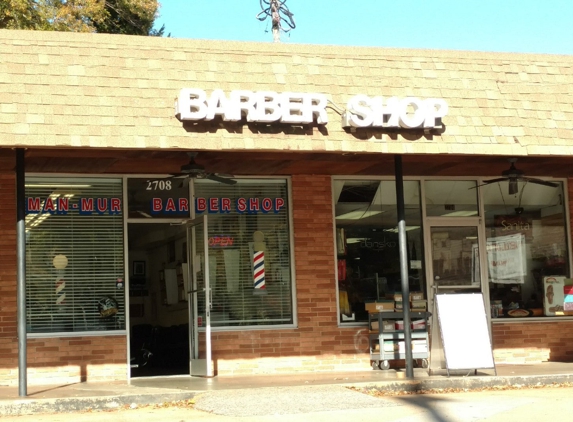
[128, 223, 191, 378]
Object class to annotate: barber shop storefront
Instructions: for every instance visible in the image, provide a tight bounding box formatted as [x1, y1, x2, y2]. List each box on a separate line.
[1, 29, 573, 386]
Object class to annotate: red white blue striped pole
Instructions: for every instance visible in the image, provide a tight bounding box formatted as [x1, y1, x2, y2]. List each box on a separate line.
[253, 250, 266, 290]
[253, 231, 267, 295]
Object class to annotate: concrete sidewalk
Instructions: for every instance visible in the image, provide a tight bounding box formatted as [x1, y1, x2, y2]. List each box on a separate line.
[2, 362, 573, 416]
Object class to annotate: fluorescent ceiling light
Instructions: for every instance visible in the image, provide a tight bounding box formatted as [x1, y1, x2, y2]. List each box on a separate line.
[384, 226, 421, 233]
[25, 184, 92, 188]
[336, 210, 383, 220]
[441, 210, 478, 217]
[346, 238, 367, 244]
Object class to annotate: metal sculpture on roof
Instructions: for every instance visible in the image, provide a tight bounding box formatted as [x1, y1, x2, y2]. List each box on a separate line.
[256, 0, 296, 42]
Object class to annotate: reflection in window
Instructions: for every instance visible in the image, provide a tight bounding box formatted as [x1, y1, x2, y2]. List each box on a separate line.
[334, 180, 424, 323]
[483, 180, 568, 318]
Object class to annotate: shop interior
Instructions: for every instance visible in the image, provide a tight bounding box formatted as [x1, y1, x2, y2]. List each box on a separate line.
[128, 223, 191, 377]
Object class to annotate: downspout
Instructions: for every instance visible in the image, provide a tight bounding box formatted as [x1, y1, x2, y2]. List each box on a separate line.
[16, 148, 27, 396]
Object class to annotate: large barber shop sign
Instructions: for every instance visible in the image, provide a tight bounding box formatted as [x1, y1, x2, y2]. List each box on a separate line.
[175, 88, 448, 130]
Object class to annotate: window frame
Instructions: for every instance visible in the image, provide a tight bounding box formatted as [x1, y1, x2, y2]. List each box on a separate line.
[332, 175, 573, 327]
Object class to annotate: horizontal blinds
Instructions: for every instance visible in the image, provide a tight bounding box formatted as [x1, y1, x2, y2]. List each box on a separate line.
[194, 179, 292, 327]
[25, 177, 125, 334]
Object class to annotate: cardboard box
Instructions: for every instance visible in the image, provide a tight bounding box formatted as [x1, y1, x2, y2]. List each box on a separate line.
[394, 300, 403, 310]
[382, 321, 395, 332]
[365, 300, 394, 313]
[411, 300, 427, 311]
[371, 320, 379, 331]
[394, 319, 426, 330]
[410, 292, 425, 301]
[386, 292, 402, 301]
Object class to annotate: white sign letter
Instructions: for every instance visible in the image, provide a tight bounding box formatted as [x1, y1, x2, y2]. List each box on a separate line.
[424, 98, 449, 128]
[175, 88, 207, 121]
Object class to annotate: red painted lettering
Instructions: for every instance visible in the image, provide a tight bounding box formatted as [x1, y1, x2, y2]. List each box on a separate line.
[178, 198, 189, 212]
[43, 197, 55, 212]
[27, 197, 41, 213]
[221, 198, 231, 212]
[261, 198, 272, 212]
[165, 198, 176, 212]
[249, 198, 260, 212]
[97, 198, 108, 213]
[110, 198, 121, 212]
[274, 198, 285, 213]
[152, 198, 162, 212]
[57, 198, 69, 213]
[236, 197, 247, 213]
[209, 197, 219, 212]
[81, 198, 94, 212]
[196, 197, 206, 213]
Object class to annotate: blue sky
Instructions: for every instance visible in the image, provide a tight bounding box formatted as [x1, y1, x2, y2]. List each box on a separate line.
[155, 0, 573, 55]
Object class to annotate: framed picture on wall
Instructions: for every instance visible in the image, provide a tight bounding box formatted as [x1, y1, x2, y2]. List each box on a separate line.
[133, 261, 146, 277]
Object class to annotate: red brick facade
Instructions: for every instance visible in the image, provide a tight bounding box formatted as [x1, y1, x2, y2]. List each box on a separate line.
[1, 173, 573, 385]
[210, 175, 369, 375]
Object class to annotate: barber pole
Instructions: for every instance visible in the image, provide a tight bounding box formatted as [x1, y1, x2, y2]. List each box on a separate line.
[55, 276, 66, 305]
[253, 250, 266, 291]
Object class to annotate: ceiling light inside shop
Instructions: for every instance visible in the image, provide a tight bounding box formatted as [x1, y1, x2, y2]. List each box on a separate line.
[384, 226, 421, 233]
[346, 238, 367, 244]
[25, 184, 92, 188]
[441, 210, 478, 217]
[335, 210, 384, 220]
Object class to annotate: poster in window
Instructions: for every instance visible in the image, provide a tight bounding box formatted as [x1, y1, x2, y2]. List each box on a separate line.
[486, 233, 526, 284]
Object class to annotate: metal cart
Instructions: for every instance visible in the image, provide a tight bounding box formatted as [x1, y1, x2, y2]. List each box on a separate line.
[369, 311, 430, 370]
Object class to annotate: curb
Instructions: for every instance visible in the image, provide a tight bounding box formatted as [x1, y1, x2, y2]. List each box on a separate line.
[0, 391, 197, 416]
[352, 373, 573, 392]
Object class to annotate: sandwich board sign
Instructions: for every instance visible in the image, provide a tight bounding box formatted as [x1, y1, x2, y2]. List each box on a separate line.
[430, 293, 496, 376]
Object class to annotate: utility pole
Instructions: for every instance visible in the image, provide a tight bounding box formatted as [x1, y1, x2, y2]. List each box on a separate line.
[256, 0, 296, 43]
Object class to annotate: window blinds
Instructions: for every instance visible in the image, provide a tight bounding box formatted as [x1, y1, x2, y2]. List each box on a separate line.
[25, 177, 125, 334]
[194, 179, 293, 327]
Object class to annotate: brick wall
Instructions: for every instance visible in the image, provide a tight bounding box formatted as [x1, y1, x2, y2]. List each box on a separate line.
[492, 321, 573, 363]
[0, 171, 18, 384]
[211, 175, 370, 375]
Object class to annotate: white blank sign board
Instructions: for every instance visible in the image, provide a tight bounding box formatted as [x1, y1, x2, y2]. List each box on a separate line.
[436, 293, 495, 371]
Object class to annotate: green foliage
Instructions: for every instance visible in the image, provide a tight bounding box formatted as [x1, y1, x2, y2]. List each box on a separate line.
[0, 0, 163, 36]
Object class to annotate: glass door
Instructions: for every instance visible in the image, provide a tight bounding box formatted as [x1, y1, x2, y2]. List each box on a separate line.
[429, 225, 483, 292]
[185, 215, 214, 377]
[425, 221, 488, 374]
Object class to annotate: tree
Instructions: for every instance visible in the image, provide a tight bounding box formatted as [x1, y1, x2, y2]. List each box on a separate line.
[0, 0, 164, 36]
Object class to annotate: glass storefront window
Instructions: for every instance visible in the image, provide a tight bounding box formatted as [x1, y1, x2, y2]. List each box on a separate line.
[25, 177, 125, 334]
[483, 180, 569, 318]
[334, 180, 424, 323]
[193, 178, 293, 327]
[127, 177, 190, 219]
[425, 180, 479, 217]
